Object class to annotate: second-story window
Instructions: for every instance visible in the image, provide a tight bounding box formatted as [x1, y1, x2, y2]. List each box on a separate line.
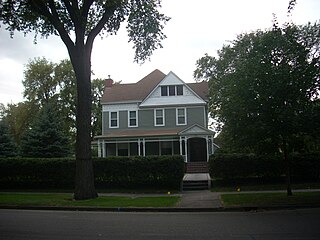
[110, 111, 118, 128]
[128, 110, 138, 127]
[154, 109, 165, 126]
[176, 108, 186, 125]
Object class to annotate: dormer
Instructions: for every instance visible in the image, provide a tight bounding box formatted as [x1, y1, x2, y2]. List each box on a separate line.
[139, 71, 207, 107]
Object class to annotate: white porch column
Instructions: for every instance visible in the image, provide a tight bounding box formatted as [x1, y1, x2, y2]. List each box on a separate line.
[184, 137, 188, 162]
[98, 139, 101, 158]
[138, 139, 141, 156]
[142, 139, 146, 156]
[179, 137, 183, 156]
[206, 136, 209, 162]
[102, 140, 106, 158]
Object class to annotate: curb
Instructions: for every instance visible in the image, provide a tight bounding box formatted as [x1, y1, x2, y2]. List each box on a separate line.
[1, 205, 320, 212]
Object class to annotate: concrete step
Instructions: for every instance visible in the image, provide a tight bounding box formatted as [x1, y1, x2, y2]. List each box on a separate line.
[183, 180, 209, 191]
[186, 162, 209, 173]
[182, 173, 211, 191]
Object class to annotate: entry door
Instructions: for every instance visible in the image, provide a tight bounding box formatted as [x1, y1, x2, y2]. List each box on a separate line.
[188, 137, 207, 162]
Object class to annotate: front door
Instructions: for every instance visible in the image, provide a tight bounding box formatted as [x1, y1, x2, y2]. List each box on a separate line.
[188, 137, 207, 162]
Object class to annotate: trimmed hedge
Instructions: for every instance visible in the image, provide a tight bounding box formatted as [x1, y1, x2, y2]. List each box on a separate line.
[209, 153, 320, 181]
[0, 155, 185, 190]
[94, 156, 184, 189]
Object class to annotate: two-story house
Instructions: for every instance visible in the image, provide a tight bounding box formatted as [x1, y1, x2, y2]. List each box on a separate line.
[95, 69, 216, 163]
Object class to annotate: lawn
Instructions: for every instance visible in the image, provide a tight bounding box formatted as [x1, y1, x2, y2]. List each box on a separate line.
[212, 182, 320, 192]
[221, 191, 320, 207]
[0, 193, 180, 208]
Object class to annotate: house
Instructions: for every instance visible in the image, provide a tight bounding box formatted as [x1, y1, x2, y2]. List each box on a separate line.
[95, 69, 216, 163]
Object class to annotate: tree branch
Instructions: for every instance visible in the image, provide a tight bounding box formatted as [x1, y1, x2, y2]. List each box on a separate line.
[61, 0, 79, 28]
[30, 0, 74, 50]
[81, 0, 94, 20]
[85, 4, 117, 51]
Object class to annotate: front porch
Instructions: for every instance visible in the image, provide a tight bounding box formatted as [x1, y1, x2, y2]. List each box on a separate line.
[95, 124, 216, 163]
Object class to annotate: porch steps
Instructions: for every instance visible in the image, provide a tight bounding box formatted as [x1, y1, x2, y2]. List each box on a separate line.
[182, 173, 211, 191]
[186, 162, 209, 173]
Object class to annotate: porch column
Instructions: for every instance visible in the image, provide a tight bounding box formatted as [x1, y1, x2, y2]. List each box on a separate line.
[102, 140, 106, 158]
[142, 139, 146, 156]
[206, 136, 209, 162]
[184, 137, 188, 162]
[138, 139, 141, 156]
[98, 139, 101, 157]
[179, 137, 183, 155]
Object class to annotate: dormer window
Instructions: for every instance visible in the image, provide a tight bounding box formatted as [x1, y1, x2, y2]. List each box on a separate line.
[161, 85, 183, 96]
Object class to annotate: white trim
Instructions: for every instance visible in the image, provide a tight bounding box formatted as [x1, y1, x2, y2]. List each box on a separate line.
[176, 107, 187, 126]
[128, 110, 138, 128]
[109, 111, 119, 128]
[154, 108, 165, 126]
[103, 103, 139, 112]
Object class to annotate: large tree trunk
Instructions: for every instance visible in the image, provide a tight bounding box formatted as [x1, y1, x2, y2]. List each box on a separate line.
[70, 46, 97, 200]
[282, 138, 293, 196]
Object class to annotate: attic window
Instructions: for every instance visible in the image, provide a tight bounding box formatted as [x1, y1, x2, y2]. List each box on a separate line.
[160, 85, 183, 96]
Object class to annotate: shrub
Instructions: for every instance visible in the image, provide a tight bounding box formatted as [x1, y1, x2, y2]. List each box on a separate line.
[209, 153, 319, 181]
[0, 155, 185, 190]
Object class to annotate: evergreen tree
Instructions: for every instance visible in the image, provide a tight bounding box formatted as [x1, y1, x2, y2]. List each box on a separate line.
[20, 104, 70, 158]
[0, 120, 17, 157]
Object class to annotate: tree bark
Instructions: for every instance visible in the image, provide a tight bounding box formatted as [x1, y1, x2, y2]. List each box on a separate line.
[283, 138, 293, 196]
[70, 45, 97, 200]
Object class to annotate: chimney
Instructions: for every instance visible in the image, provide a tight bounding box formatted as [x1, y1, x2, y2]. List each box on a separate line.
[105, 75, 113, 88]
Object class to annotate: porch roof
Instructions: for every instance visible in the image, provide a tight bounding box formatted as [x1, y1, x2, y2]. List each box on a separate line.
[95, 128, 181, 139]
[95, 124, 215, 140]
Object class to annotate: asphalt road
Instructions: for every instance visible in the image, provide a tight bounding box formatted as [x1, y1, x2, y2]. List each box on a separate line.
[1, 209, 320, 240]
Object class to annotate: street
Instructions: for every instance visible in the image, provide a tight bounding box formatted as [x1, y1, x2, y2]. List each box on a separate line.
[1, 209, 320, 240]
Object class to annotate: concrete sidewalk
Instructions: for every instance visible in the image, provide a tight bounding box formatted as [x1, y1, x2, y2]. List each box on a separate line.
[178, 190, 222, 208]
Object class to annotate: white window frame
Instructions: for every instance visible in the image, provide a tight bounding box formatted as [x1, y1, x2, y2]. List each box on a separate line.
[109, 111, 119, 128]
[160, 85, 184, 97]
[154, 109, 165, 126]
[128, 110, 138, 127]
[176, 108, 187, 125]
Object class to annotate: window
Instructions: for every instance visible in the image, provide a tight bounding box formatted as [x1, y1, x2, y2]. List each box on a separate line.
[177, 85, 183, 95]
[154, 109, 165, 126]
[128, 110, 138, 127]
[169, 85, 175, 96]
[176, 108, 186, 125]
[161, 141, 172, 155]
[160, 85, 183, 96]
[161, 86, 168, 96]
[109, 111, 118, 128]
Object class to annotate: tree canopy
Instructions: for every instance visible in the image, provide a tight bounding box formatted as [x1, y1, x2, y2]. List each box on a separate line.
[194, 22, 320, 195]
[0, 120, 17, 157]
[20, 103, 71, 158]
[0, 0, 169, 200]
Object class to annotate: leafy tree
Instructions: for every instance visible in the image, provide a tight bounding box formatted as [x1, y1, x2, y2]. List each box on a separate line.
[21, 58, 105, 151]
[23, 57, 58, 106]
[0, 120, 17, 157]
[20, 103, 71, 158]
[1, 0, 169, 200]
[91, 78, 105, 138]
[194, 22, 320, 195]
[1, 102, 37, 145]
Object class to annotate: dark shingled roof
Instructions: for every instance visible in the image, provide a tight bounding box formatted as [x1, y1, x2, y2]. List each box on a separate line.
[101, 69, 208, 103]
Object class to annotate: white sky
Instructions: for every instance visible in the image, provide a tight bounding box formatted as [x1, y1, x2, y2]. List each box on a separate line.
[0, 0, 319, 105]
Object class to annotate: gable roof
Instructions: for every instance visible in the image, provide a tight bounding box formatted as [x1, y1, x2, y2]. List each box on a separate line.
[101, 69, 208, 104]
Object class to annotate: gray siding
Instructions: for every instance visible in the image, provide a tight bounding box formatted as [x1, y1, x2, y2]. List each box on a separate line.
[187, 107, 205, 126]
[102, 106, 206, 133]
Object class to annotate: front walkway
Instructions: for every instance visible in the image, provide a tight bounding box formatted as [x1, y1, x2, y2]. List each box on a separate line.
[177, 190, 222, 208]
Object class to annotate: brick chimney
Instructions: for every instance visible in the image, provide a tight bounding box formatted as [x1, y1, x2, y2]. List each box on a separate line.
[105, 75, 113, 88]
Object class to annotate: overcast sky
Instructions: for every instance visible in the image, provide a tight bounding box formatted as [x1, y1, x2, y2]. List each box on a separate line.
[0, 0, 319, 105]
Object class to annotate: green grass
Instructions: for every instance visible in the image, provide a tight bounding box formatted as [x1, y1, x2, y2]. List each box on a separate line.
[0, 193, 180, 208]
[221, 191, 320, 207]
[212, 182, 320, 192]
